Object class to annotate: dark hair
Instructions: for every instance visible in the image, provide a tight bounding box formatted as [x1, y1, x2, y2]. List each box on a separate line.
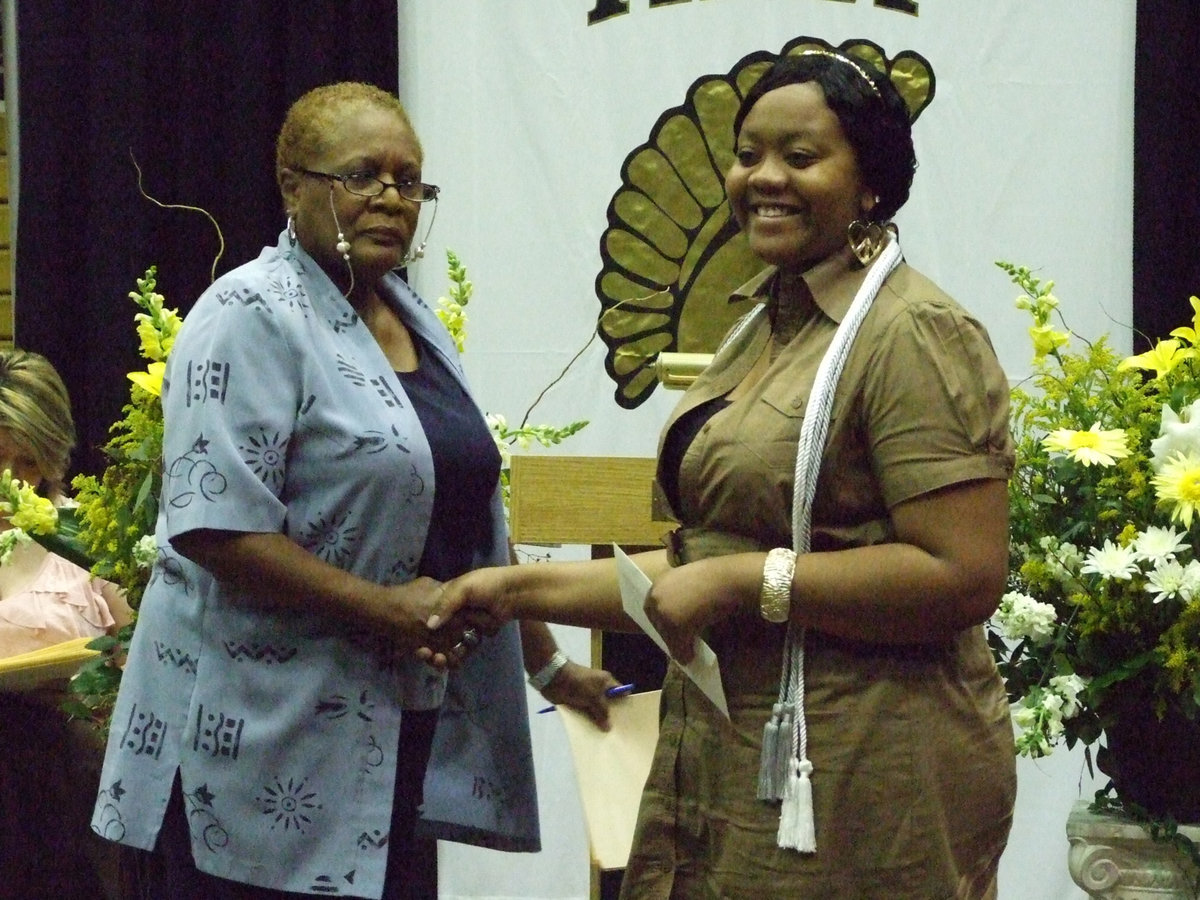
[732, 52, 916, 222]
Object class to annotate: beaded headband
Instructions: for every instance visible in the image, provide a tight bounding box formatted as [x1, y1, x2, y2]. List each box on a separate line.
[795, 48, 882, 99]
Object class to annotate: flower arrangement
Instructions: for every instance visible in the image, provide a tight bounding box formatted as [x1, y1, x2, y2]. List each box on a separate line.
[66, 270, 177, 722]
[71, 267, 177, 600]
[988, 260, 1200, 762]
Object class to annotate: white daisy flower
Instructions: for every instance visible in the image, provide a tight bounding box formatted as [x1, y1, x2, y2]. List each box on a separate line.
[1146, 559, 1189, 604]
[1132, 525, 1189, 564]
[1182, 560, 1200, 601]
[1079, 540, 1139, 580]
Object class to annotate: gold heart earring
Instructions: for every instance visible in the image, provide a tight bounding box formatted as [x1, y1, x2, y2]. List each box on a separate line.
[847, 219, 887, 266]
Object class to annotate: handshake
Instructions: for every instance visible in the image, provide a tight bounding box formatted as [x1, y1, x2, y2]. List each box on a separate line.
[407, 565, 512, 670]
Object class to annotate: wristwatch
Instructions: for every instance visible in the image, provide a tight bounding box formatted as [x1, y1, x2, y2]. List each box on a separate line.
[528, 649, 569, 690]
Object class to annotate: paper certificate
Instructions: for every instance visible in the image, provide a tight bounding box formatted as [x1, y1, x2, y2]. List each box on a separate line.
[613, 544, 728, 718]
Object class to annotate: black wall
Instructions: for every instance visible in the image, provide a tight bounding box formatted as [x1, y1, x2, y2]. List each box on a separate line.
[1133, 1, 1200, 348]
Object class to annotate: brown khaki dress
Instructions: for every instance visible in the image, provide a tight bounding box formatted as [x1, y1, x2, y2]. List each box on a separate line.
[619, 249, 1017, 900]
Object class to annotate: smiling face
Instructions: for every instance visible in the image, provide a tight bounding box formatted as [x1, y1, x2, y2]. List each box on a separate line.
[726, 81, 875, 272]
[280, 102, 424, 286]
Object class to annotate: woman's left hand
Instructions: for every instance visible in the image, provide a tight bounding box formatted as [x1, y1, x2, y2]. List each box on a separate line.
[537, 660, 623, 731]
[643, 554, 760, 663]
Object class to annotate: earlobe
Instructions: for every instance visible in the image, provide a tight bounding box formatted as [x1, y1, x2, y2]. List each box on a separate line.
[279, 169, 302, 207]
[861, 191, 880, 219]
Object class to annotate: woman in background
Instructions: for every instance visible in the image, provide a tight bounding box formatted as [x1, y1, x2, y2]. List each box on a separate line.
[0, 348, 132, 899]
[0, 349, 131, 654]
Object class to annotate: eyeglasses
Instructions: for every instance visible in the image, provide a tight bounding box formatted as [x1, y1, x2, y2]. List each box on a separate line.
[297, 168, 440, 202]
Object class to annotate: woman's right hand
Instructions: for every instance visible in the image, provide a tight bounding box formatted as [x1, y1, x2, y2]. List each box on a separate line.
[372, 576, 490, 666]
[379, 574, 448, 643]
[426, 566, 515, 631]
[418, 567, 513, 667]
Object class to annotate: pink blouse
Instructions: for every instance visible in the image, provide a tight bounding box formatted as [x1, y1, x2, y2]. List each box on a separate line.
[0, 553, 115, 657]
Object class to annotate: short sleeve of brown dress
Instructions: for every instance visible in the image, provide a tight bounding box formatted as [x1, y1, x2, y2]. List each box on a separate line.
[619, 251, 1017, 900]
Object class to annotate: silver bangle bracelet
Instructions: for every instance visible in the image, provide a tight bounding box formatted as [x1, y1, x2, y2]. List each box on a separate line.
[528, 649, 569, 690]
[760, 547, 797, 623]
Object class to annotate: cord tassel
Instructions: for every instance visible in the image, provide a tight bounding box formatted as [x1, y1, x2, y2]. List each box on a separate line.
[777, 756, 816, 852]
[757, 702, 783, 800]
[773, 706, 793, 798]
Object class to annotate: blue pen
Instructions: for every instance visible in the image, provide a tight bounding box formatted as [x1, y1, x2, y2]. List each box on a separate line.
[537, 683, 635, 714]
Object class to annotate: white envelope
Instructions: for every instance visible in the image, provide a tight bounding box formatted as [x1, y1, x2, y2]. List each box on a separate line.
[613, 544, 728, 718]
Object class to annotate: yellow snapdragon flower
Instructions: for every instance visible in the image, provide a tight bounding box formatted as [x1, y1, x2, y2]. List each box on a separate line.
[1029, 323, 1070, 359]
[0, 471, 59, 535]
[1118, 339, 1194, 379]
[9, 485, 59, 534]
[127, 361, 166, 397]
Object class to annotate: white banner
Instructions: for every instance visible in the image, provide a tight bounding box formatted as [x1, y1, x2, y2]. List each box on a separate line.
[400, 2, 1132, 897]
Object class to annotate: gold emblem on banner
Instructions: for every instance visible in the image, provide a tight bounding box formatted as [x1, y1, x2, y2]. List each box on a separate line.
[595, 35, 935, 408]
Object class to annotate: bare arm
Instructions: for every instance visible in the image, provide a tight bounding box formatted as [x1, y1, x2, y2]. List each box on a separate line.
[172, 528, 480, 657]
[431, 548, 673, 633]
[435, 479, 1007, 661]
[644, 478, 1009, 659]
[791, 478, 1009, 641]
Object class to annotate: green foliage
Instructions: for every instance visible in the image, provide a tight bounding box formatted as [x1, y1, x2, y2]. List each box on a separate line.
[70, 268, 168, 610]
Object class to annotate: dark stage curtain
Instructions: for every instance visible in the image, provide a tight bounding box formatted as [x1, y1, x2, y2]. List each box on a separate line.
[1133, 1, 1200, 350]
[15, 3, 398, 476]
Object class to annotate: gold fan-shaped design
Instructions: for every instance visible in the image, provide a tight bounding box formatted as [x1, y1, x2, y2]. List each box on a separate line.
[595, 36, 936, 408]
